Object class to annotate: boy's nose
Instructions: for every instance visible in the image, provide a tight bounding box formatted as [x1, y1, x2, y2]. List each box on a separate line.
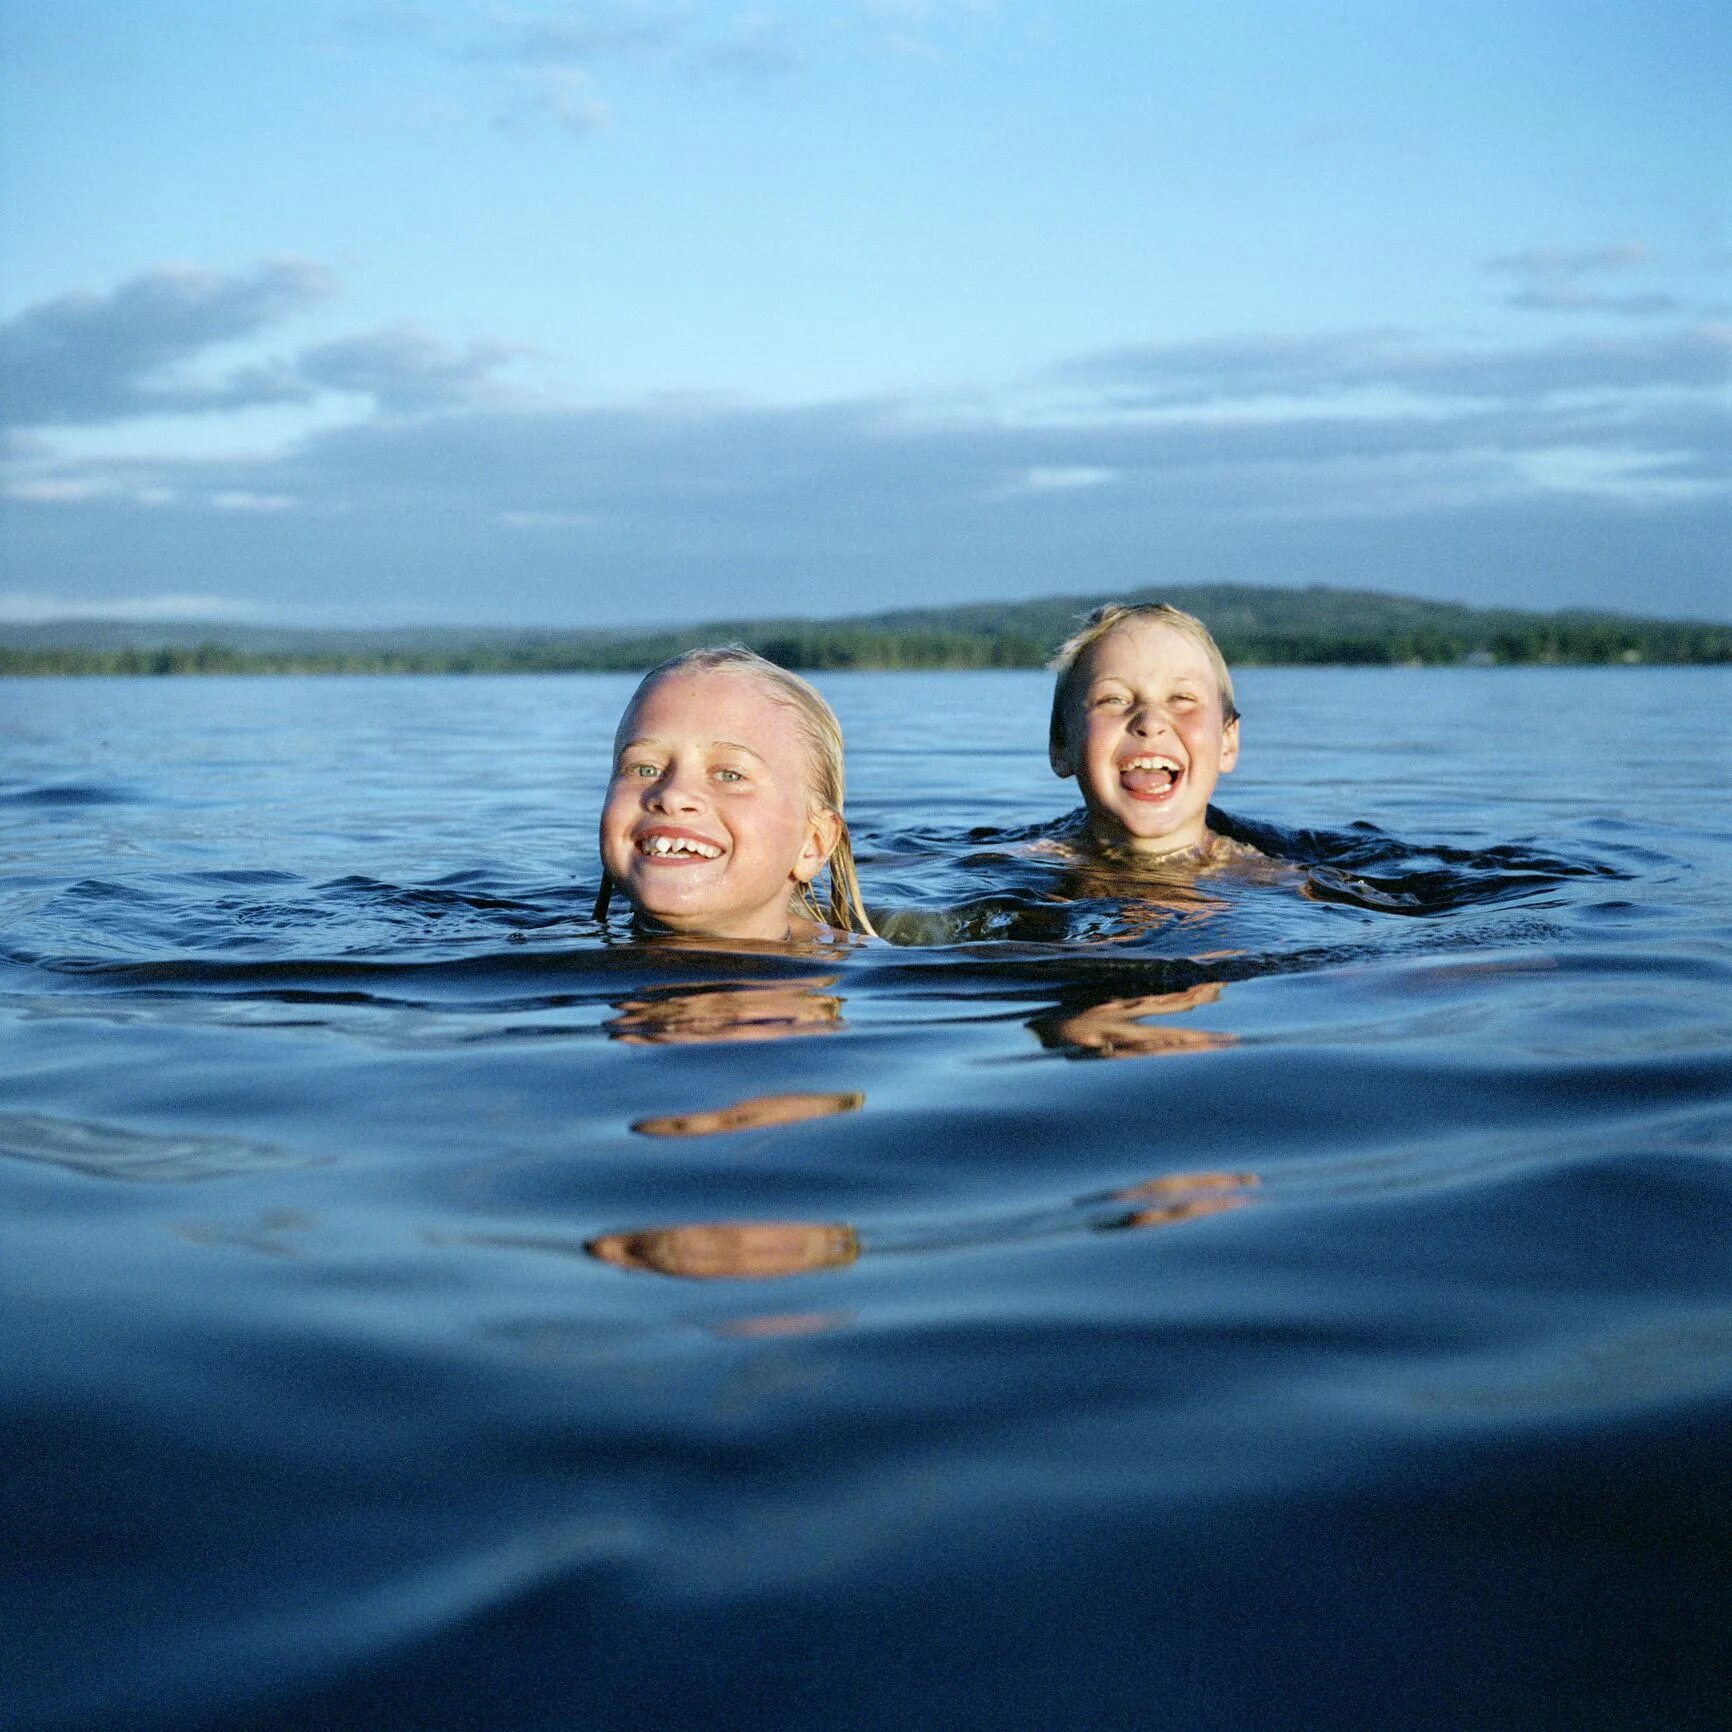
[1129, 704, 1172, 736]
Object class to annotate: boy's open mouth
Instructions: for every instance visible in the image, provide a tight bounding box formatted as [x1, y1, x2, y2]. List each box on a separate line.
[635, 827, 724, 862]
[1118, 754, 1182, 800]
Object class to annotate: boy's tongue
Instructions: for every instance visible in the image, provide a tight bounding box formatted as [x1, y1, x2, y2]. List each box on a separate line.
[1121, 764, 1179, 795]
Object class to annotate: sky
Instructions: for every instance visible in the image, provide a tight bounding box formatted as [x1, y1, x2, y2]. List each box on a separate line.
[1, 0, 1727, 628]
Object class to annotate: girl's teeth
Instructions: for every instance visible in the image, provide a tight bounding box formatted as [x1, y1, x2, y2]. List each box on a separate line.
[641, 836, 720, 858]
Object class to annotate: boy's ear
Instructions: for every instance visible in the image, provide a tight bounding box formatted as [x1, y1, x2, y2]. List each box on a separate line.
[1219, 717, 1240, 773]
[1049, 733, 1076, 779]
[794, 806, 843, 883]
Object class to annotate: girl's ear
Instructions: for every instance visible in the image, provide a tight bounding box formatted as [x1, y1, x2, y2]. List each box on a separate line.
[1219, 717, 1240, 773]
[793, 806, 843, 883]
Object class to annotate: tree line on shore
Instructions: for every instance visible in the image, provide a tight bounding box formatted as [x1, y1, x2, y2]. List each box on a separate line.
[4, 584, 1727, 676]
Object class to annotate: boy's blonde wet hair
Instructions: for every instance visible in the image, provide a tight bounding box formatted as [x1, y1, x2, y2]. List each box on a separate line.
[597, 645, 875, 937]
[1047, 602, 1240, 767]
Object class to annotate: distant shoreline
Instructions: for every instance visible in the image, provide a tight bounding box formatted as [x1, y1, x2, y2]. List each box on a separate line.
[4, 582, 1727, 675]
[5, 648, 1728, 677]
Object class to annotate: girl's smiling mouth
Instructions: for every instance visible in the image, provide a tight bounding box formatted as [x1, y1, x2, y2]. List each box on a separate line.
[634, 825, 725, 861]
[1118, 754, 1183, 800]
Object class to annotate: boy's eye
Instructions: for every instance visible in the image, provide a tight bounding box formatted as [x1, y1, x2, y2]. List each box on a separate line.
[621, 761, 661, 779]
[1093, 693, 1129, 709]
[713, 767, 747, 784]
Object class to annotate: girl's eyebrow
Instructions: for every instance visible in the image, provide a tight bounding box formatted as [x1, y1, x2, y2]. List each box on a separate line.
[617, 735, 769, 764]
[711, 739, 769, 764]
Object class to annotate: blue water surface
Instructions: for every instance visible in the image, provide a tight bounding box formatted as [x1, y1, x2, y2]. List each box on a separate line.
[2, 667, 1730, 1732]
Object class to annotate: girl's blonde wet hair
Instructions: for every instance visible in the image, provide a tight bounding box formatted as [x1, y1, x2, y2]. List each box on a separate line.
[1047, 601, 1240, 768]
[594, 645, 876, 937]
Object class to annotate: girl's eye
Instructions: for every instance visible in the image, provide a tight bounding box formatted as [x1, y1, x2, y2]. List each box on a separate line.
[713, 767, 746, 784]
[622, 762, 661, 779]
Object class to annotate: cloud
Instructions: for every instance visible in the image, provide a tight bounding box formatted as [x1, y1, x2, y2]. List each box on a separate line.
[1504, 288, 1682, 316]
[297, 326, 516, 411]
[466, 2, 983, 132]
[0, 590, 271, 623]
[1060, 325, 1731, 406]
[5, 278, 1725, 625]
[210, 491, 297, 512]
[488, 2, 683, 63]
[1015, 466, 1117, 494]
[515, 64, 617, 134]
[0, 262, 519, 430]
[0, 259, 334, 429]
[3, 476, 176, 507]
[1486, 244, 1650, 277]
[699, 14, 808, 77]
[1484, 242, 1685, 317]
[22, 365, 1717, 552]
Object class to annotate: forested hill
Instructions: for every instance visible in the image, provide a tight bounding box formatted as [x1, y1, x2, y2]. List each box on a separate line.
[4, 583, 1727, 675]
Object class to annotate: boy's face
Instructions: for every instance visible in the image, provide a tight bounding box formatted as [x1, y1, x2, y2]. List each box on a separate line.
[1052, 619, 1239, 855]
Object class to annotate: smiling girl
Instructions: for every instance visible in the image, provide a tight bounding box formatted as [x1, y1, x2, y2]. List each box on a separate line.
[595, 647, 874, 943]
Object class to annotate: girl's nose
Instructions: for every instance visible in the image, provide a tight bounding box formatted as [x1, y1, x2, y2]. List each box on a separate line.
[648, 769, 706, 812]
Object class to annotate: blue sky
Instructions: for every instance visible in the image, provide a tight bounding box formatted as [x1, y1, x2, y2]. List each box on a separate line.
[2, 0, 1727, 627]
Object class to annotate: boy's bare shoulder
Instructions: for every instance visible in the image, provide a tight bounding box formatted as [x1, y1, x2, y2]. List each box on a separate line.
[1017, 822, 1272, 872]
[1202, 830, 1269, 867]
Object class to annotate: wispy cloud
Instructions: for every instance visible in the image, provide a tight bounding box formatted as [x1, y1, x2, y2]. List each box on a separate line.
[0, 590, 274, 623]
[0, 259, 332, 429]
[0, 262, 516, 430]
[374, 1, 985, 137]
[488, 1, 685, 64]
[1486, 243, 1650, 276]
[1484, 242, 1684, 316]
[1059, 325, 1731, 405]
[1502, 287, 1682, 315]
[298, 325, 518, 410]
[514, 64, 617, 134]
[5, 255, 1726, 623]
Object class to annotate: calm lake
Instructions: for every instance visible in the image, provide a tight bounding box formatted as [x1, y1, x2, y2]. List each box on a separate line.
[4, 666, 1730, 1731]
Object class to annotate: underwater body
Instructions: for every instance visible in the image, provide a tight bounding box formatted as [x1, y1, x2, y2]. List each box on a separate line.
[3, 665, 1729, 1731]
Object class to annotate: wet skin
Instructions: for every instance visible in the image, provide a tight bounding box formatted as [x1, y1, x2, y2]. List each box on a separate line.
[1052, 619, 1240, 857]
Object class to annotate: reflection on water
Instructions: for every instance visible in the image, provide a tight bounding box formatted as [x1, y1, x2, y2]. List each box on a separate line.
[585, 1170, 1263, 1280]
[588, 1221, 864, 1279]
[4, 669, 1730, 1732]
[1109, 1168, 1259, 1227]
[632, 1090, 865, 1137]
[1030, 980, 1238, 1058]
[604, 978, 844, 1043]
[0, 1111, 322, 1182]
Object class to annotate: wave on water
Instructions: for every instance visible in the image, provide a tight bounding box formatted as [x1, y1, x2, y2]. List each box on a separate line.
[4, 671, 1731, 1732]
[0, 808, 1631, 1005]
[0, 800, 1621, 983]
[0, 780, 141, 807]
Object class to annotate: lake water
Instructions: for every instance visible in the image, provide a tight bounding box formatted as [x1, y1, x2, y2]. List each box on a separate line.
[3, 667, 1730, 1731]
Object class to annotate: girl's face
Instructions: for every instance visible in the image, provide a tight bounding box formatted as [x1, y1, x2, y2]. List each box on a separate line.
[600, 668, 838, 940]
[1053, 619, 1239, 855]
